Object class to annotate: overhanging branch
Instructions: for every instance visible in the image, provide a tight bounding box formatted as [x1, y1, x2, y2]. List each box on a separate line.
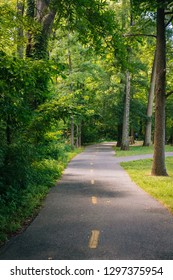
[165, 15, 173, 27]
[166, 90, 173, 98]
[123, 33, 157, 38]
[165, 11, 173, 15]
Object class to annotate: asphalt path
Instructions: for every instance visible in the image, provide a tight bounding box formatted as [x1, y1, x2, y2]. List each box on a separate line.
[1, 142, 173, 260]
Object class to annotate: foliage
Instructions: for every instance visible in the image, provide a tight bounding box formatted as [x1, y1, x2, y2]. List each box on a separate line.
[0, 139, 82, 245]
[1, 0, 173, 244]
[0, 51, 55, 194]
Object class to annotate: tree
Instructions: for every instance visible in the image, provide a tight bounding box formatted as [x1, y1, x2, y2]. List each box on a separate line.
[121, 71, 131, 150]
[132, 0, 173, 176]
[17, 0, 25, 58]
[151, 0, 168, 176]
[120, 0, 133, 150]
[24, 0, 117, 59]
[143, 50, 156, 146]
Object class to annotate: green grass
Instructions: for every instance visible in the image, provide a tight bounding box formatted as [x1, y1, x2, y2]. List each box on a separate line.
[121, 157, 173, 213]
[115, 142, 173, 157]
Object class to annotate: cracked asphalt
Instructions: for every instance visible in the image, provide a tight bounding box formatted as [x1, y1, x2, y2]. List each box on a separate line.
[1, 142, 173, 260]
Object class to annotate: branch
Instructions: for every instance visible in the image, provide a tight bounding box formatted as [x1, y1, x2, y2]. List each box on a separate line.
[166, 90, 173, 98]
[165, 11, 173, 15]
[123, 33, 157, 38]
[165, 15, 173, 27]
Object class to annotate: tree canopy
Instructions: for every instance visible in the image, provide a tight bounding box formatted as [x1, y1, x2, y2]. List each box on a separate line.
[1, 0, 173, 205]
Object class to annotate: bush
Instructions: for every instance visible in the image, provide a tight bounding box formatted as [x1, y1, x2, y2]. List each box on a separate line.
[0, 139, 80, 246]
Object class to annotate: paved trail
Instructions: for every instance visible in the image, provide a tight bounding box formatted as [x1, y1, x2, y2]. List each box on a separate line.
[1, 143, 173, 260]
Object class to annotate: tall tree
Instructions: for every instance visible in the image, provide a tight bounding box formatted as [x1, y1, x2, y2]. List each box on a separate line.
[26, 0, 56, 59]
[132, 0, 173, 175]
[143, 50, 156, 146]
[24, 0, 116, 59]
[121, 70, 131, 150]
[120, 0, 132, 150]
[17, 0, 25, 58]
[151, 0, 168, 176]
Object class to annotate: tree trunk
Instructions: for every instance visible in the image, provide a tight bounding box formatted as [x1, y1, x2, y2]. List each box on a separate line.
[130, 126, 135, 144]
[116, 78, 124, 147]
[67, 28, 75, 148]
[17, 0, 25, 58]
[121, 71, 131, 150]
[75, 122, 82, 147]
[116, 123, 122, 147]
[26, 0, 56, 59]
[26, 0, 35, 57]
[71, 116, 74, 148]
[33, 10, 56, 59]
[143, 50, 157, 146]
[78, 122, 82, 147]
[151, 1, 168, 176]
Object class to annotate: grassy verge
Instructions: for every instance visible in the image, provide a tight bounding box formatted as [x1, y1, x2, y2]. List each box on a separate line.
[0, 146, 83, 246]
[115, 142, 173, 157]
[121, 157, 173, 214]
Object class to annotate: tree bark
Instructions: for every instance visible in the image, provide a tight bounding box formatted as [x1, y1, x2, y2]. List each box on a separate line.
[121, 71, 130, 150]
[26, 0, 35, 57]
[116, 123, 123, 147]
[78, 122, 82, 147]
[17, 0, 25, 58]
[143, 50, 157, 146]
[26, 0, 56, 59]
[151, 1, 168, 176]
[116, 78, 124, 147]
[71, 116, 74, 148]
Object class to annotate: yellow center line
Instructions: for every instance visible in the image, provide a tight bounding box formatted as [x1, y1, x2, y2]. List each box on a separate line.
[88, 230, 100, 249]
[91, 196, 97, 204]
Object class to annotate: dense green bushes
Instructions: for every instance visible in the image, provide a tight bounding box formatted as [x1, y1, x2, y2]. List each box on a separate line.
[0, 139, 82, 245]
[0, 52, 48, 194]
[0, 51, 82, 245]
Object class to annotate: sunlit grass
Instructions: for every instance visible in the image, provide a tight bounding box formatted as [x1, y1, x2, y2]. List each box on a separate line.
[115, 142, 173, 157]
[121, 157, 173, 213]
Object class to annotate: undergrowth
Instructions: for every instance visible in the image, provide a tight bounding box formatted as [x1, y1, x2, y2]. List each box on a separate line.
[0, 142, 83, 246]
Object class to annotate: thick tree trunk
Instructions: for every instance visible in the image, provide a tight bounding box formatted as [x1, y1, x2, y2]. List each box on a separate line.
[26, 0, 56, 59]
[143, 50, 157, 146]
[33, 10, 56, 59]
[121, 71, 130, 150]
[26, 0, 35, 57]
[151, 1, 168, 176]
[17, 0, 25, 58]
